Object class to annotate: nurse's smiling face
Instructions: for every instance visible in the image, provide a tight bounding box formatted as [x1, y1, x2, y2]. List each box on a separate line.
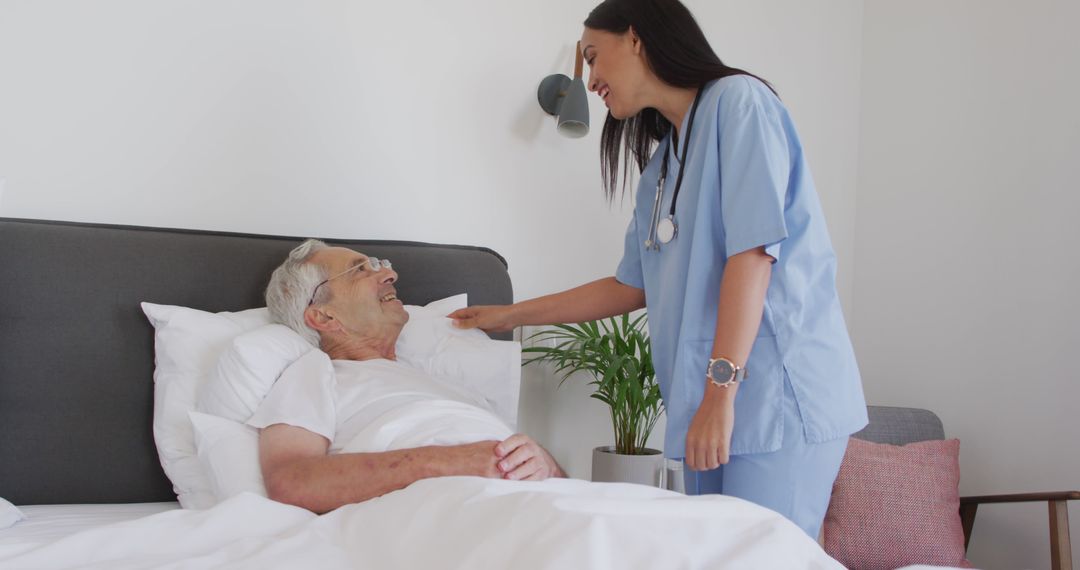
[580, 26, 653, 120]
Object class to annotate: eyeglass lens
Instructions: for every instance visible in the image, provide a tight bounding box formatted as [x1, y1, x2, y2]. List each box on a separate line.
[365, 258, 391, 271]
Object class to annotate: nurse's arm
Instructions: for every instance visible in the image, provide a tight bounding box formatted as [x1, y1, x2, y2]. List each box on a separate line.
[710, 246, 774, 370]
[687, 246, 773, 470]
[450, 277, 644, 332]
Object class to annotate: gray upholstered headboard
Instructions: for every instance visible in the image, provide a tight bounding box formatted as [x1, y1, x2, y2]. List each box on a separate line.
[0, 217, 513, 505]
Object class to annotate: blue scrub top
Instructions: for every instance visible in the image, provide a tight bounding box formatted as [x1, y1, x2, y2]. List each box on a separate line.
[616, 76, 868, 458]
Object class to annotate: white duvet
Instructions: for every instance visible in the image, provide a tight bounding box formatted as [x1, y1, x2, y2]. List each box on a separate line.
[2, 477, 843, 570]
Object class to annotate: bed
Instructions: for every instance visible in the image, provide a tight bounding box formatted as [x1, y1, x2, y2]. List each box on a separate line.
[0, 217, 844, 569]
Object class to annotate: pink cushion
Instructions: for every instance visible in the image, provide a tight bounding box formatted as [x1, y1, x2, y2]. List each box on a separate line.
[824, 437, 974, 570]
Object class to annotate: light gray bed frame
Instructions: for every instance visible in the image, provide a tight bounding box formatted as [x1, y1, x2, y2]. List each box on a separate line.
[0, 217, 513, 505]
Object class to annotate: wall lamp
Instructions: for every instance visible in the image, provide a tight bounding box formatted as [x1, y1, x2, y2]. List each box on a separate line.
[537, 41, 589, 138]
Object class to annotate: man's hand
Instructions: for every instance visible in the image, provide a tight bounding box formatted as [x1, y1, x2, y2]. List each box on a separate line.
[685, 385, 736, 471]
[494, 434, 565, 480]
[447, 440, 505, 479]
[448, 305, 516, 333]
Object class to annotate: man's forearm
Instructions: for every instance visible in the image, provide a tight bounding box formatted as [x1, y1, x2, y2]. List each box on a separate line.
[265, 442, 498, 514]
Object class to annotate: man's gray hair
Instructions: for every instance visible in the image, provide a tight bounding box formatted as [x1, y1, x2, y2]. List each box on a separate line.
[266, 239, 330, 347]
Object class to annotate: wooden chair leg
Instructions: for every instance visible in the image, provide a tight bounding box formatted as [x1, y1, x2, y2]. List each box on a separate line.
[1050, 500, 1072, 570]
[960, 502, 979, 551]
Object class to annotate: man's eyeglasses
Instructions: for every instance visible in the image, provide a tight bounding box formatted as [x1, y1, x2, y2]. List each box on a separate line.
[307, 257, 393, 306]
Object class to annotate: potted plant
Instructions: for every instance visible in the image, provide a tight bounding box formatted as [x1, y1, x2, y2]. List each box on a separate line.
[523, 313, 665, 486]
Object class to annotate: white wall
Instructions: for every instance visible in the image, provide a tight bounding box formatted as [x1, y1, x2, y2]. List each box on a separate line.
[0, 0, 864, 480]
[855, 1, 1080, 568]
[0, 0, 628, 293]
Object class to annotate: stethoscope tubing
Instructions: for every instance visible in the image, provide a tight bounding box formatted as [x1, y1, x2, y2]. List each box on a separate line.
[646, 85, 706, 251]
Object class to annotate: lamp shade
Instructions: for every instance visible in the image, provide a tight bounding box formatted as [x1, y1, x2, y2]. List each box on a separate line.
[537, 42, 590, 139]
[556, 77, 589, 138]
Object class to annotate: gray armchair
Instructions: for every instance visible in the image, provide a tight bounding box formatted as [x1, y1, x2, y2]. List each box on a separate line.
[853, 406, 1079, 570]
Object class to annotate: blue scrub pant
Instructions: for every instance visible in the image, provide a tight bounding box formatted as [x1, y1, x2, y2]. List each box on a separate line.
[681, 375, 848, 539]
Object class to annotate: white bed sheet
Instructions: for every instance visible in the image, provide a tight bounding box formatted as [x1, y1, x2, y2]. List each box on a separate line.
[0, 502, 179, 558]
[0, 477, 845, 569]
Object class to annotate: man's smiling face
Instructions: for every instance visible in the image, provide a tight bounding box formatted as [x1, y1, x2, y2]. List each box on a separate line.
[308, 247, 409, 336]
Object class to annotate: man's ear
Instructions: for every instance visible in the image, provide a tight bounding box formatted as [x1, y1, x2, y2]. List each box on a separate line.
[304, 305, 339, 334]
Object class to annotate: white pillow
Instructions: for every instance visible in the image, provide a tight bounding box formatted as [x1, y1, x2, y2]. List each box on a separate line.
[395, 294, 472, 359]
[141, 302, 272, 509]
[398, 294, 521, 426]
[0, 497, 25, 529]
[197, 324, 315, 422]
[189, 411, 266, 501]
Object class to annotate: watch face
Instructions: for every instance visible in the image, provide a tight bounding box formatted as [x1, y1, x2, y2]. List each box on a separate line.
[709, 359, 735, 383]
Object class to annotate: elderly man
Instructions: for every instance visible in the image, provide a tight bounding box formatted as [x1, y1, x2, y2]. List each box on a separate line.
[250, 239, 564, 514]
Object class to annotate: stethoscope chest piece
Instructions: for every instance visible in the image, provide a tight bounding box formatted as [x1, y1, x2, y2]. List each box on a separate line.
[657, 216, 677, 244]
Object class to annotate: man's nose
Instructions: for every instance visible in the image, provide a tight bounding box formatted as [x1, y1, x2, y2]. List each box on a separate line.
[588, 77, 598, 92]
[379, 270, 398, 285]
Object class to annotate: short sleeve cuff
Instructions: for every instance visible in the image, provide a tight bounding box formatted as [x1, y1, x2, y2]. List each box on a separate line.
[726, 226, 788, 262]
[246, 416, 335, 442]
[615, 259, 645, 289]
[764, 241, 781, 263]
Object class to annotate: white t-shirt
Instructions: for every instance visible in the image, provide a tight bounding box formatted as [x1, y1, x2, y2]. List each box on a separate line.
[248, 357, 514, 454]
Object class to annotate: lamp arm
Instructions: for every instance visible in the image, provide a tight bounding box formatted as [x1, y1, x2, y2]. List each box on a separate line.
[574, 41, 584, 80]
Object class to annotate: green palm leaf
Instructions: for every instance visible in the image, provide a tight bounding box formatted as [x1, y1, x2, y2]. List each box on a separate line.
[523, 313, 663, 455]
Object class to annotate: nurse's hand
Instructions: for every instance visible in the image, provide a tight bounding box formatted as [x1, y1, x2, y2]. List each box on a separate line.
[685, 384, 737, 471]
[448, 305, 516, 333]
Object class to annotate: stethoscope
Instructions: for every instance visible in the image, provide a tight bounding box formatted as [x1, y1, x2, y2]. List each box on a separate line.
[645, 86, 705, 251]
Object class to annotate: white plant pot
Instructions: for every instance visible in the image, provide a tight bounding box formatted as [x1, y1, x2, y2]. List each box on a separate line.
[591, 446, 664, 487]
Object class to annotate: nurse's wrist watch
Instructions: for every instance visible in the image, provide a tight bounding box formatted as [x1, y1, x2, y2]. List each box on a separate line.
[706, 357, 747, 389]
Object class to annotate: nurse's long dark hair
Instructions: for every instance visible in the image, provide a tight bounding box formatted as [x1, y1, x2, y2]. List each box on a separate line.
[585, 0, 776, 200]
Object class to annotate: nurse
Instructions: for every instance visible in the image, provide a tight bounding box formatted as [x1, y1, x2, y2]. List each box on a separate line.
[450, 0, 867, 538]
